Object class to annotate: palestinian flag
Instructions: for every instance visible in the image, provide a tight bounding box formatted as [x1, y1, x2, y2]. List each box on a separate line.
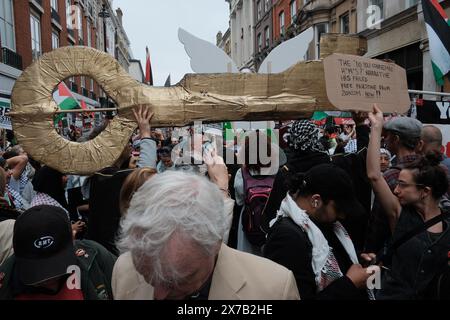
[223, 121, 234, 142]
[422, 0, 450, 85]
[53, 82, 80, 124]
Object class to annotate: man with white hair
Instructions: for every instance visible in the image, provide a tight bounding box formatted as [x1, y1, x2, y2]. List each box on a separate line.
[112, 171, 299, 300]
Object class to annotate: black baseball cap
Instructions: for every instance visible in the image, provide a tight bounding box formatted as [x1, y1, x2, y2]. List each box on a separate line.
[13, 205, 77, 286]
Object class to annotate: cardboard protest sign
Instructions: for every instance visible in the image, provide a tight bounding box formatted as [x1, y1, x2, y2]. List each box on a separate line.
[324, 54, 411, 113]
[0, 99, 12, 130]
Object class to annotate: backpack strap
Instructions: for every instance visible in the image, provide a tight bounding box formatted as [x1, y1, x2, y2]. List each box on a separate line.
[260, 182, 275, 229]
[379, 210, 450, 264]
[241, 166, 251, 194]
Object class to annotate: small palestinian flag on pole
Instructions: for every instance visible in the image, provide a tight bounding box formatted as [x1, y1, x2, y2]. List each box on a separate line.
[52, 82, 81, 125]
[145, 46, 154, 86]
[422, 0, 450, 86]
[53, 82, 80, 110]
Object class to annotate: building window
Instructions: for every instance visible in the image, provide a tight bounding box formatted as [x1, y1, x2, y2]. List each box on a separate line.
[81, 76, 85, 88]
[264, 26, 270, 47]
[340, 13, 350, 34]
[66, 0, 72, 29]
[257, 33, 262, 52]
[52, 31, 59, 49]
[406, 0, 418, 8]
[30, 13, 41, 60]
[0, 0, 15, 51]
[369, 0, 384, 20]
[290, 1, 297, 24]
[257, 1, 262, 21]
[90, 78, 94, 91]
[314, 23, 328, 59]
[51, 0, 58, 11]
[106, 23, 115, 56]
[279, 11, 285, 36]
[87, 19, 92, 47]
[77, 5, 83, 39]
[264, 0, 270, 12]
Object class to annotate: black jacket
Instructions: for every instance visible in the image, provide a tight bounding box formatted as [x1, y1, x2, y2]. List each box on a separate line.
[264, 217, 367, 300]
[88, 168, 132, 255]
[0, 240, 117, 300]
[331, 125, 371, 253]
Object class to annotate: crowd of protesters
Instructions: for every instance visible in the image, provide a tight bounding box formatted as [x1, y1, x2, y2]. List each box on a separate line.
[0, 103, 449, 300]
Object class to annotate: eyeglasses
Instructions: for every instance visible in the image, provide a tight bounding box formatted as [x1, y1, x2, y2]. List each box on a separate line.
[396, 181, 425, 189]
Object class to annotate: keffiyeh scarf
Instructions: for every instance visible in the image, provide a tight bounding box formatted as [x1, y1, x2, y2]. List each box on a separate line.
[288, 120, 325, 152]
[31, 192, 69, 216]
[270, 194, 358, 291]
[6, 185, 27, 212]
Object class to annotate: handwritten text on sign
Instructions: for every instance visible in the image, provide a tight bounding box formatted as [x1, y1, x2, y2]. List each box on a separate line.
[323, 54, 410, 113]
[338, 58, 393, 99]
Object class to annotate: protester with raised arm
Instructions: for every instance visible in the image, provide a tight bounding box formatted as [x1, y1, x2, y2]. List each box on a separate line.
[366, 104, 450, 299]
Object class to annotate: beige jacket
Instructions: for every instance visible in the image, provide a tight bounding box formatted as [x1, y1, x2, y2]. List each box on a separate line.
[112, 243, 300, 300]
[0, 220, 15, 266]
[222, 198, 234, 244]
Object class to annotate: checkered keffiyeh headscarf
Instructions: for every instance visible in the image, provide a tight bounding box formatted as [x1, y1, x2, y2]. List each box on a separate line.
[31, 192, 67, 212]
[6, 185, 26, 212]
[288, 120, 325, 152]
[30, 192, 70, 219]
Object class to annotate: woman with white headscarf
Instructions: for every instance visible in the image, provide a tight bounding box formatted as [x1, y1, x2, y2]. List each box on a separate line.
[379, 148, 392, 173]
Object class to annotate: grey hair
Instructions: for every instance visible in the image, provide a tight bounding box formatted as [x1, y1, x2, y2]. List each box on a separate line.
[117, 171, 226, 285]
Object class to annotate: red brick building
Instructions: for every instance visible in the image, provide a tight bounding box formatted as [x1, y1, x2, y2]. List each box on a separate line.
[0, 0, 112, 105]
[253, 0, 273, 70]
[272, 0, 298, 42]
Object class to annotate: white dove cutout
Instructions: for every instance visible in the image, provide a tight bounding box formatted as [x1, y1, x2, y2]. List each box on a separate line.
[178, 27, 314, 130]
[178, 27, 314, 74]
[258, 27, 313, 73]
[178, 28, 239, 73]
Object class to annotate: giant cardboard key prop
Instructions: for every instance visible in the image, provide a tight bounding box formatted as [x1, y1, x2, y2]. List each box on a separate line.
[10, 34, 410, 174]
